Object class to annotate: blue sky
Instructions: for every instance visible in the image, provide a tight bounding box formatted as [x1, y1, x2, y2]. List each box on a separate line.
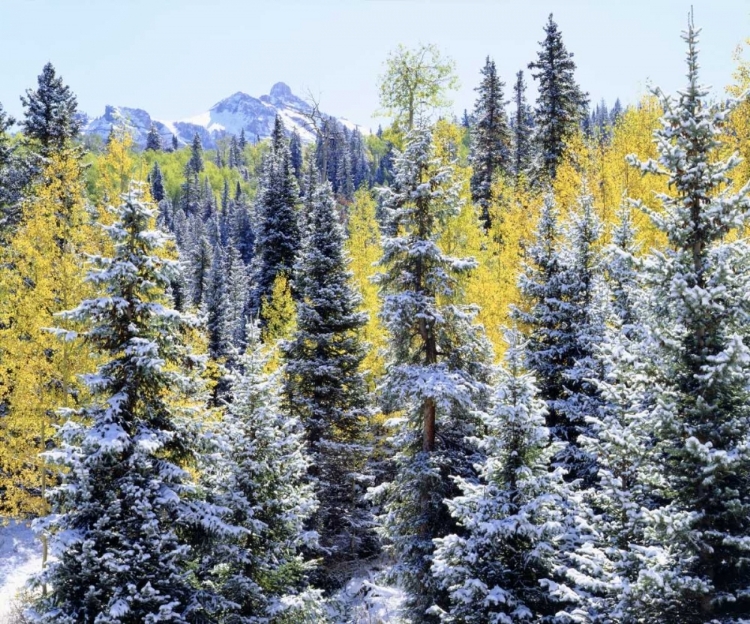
[0, 0, 748, 131]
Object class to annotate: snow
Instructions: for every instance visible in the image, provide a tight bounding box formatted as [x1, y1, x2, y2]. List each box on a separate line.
[334, 566, 407, 623]
[181, 111, 211, 127]
[0, 520, 42, 620]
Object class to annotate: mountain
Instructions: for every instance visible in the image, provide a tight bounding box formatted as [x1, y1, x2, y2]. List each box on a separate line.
[80, 82, 367, 150]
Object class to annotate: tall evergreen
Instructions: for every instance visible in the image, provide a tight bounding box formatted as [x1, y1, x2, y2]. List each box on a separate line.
[171, 134, 179, 151]
[283, 177, 374, 590]
[372, 123, 493, 623]
[511, 70, 535, 182]
[20, 62, 80, 157]
[290, 128, 303, 182]
[199, 322, 324, 622]
[432, 332, 591, 622]
[0, 102, 21, 233]
[528, 14, 588, 180]
[251, 115, 300, 317]
[613, 20, 750, 621]
[31, 186, 224, 623]
[146, 123, 162, 151]
[149, 161, 165, 203]
[469, 56, 511, 230]
[187, 133, 204, 175]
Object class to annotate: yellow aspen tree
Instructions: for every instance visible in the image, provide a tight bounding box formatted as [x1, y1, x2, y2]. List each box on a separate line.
[0, 150, 96, 517]
[345, 187, 386, 386]
[260, 273, 296, 373]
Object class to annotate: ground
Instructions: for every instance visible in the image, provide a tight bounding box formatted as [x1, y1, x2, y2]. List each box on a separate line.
[0, 519, 40, 622]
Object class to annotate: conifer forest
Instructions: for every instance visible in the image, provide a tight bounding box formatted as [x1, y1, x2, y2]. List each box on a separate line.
[3, 6, 750, 623]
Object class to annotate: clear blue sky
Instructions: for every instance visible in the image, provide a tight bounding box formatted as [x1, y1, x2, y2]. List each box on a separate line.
[0, 0, 748, 131]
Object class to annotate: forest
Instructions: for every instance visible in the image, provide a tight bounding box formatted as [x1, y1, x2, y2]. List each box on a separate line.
[1, 10, 750, 624]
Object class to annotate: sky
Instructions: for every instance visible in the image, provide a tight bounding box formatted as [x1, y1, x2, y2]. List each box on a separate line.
[0, 0, 748, 132]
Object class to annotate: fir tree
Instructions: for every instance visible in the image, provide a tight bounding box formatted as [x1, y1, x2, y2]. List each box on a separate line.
[149, 161, 165, 203]
[615, 19, 750, 621]
[146, 123, 162, 151]
[432, 332, 591, 623]
[199, 322, 324, 622]
[511, 70, 535, 182]
[469, 56, 511, 230]
[251, 116, 300, 317]
[172, 134, 179, 151]
[290, 128, 303, 182]
[187, 133, 204, 175]
[371, 123, 493, 623]
[31, 185, 225, 623]
[528, 14, 588, 181]
[21, 62, 80, 157]
[283, 178, 374, 590]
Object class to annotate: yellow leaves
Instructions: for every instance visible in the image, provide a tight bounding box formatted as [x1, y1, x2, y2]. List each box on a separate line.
[0, 151, 97, 517]
[260, 274, 296, 373]
[346, 188, 386, 387]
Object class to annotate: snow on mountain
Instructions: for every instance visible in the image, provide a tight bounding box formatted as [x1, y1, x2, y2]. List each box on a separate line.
[82, 82, 365, 150]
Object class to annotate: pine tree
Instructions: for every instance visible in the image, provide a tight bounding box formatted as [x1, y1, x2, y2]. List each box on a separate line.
[528, 14, 588, 181]
[149, 161, 166, 203]
[432, 331, 590, 623]
[187, 133, 204, 175]
[199, 322, 324, 623]
[146, 123, 162, 151]
[511, 70, 534, 182]
[290, 128, 303, 182]
[172, 134, 179, 151]
[614, 19, 750, 621]
[31, 185, 225, 623]
[0, 101, 21, 233]
[469, 56, 511, 230]
[371, 123, 493, 623]
[238, 128, 247, 150]
[251, 116, 300, 317]
[20, 62, 80, 157]
[283, 178, 374, 590]
[513, 191, 605, 485]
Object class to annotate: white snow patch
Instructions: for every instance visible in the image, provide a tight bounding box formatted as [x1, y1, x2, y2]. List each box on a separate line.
[333, 562, 407, 623]
[0, 520, 42, 620]
[180, 111, 212, 127]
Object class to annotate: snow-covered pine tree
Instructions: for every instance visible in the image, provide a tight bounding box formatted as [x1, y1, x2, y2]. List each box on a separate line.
[290, 128, 303, 182]
[432, 331, 589, 623]
[528, 14, 588, 181]
[371, 122, 493, 623]
[469, 56, 511, 230]
[251, 116, 300, 317]
[31, 185, 226, 624]
[514, 190, 605, 485]
[283, 177, 374, 590]
[615, 18, 750, 622]
[146, 123, 162, 151]
[21, 62, 80, 157]
[511, 70, 534, 183]
[0, 101, 21, 233]
[199, 321, 325, 623]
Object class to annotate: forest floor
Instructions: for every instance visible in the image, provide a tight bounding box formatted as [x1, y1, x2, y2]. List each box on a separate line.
[0, 519, 40, 622]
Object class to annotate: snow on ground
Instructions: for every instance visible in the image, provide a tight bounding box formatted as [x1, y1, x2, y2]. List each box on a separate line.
[0, 520, 41, 621]
[332, 561, 406, 623]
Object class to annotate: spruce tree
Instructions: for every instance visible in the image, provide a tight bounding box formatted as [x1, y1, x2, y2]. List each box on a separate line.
[187, 133, 204, 175]
[172, 134, 179, 151]
[146, 123, 162, 151]
[283, 178, 374, 590]
[149, 161, 165, 203]
[432, 332, 591, 622]
[511, 70, 534, 182]
[21, 62, 80, 157]
[251, 116, 300, 317]
[290, 128, 303, 182]
[614, 19, 750, 621]
[199, 322, 324, 622]
[371, 123, 493, 623]
[528, 14, 588, 181]
[31, 185, 225, 623]
[0, 102, 20, 233]
[469, 56, 511, 230]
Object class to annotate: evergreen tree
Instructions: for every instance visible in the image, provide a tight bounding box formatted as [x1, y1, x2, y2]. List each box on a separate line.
[0, 101, 21, 233]
[238, 128, 247, 150]
[528, 14, 588, 180]
[149, 161, 165, 203]
[513, 191, 605, 485]
[172, 134, 179, 151]
[614, 20, 750, 621]
[187, 133, 204, 175]
[432, 332, 591, 622]
[290, 128, 303, 182]
[31, 185, 225, 623]
[251, 116, 300, 317]
[146, 123, 162, 151]
[469, 56, 511, 230]
[283, 178, 374, 590]
[199, 322, 324, 622]
[511, 70, 534, 182]
[21, 62, 80, 157]
[371, 123, 493, 623]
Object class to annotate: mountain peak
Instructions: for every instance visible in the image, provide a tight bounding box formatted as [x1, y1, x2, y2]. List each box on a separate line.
[269, 82, 292, 99]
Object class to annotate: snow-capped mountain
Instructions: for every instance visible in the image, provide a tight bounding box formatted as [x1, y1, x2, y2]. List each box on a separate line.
[81, 82, 367, 150]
